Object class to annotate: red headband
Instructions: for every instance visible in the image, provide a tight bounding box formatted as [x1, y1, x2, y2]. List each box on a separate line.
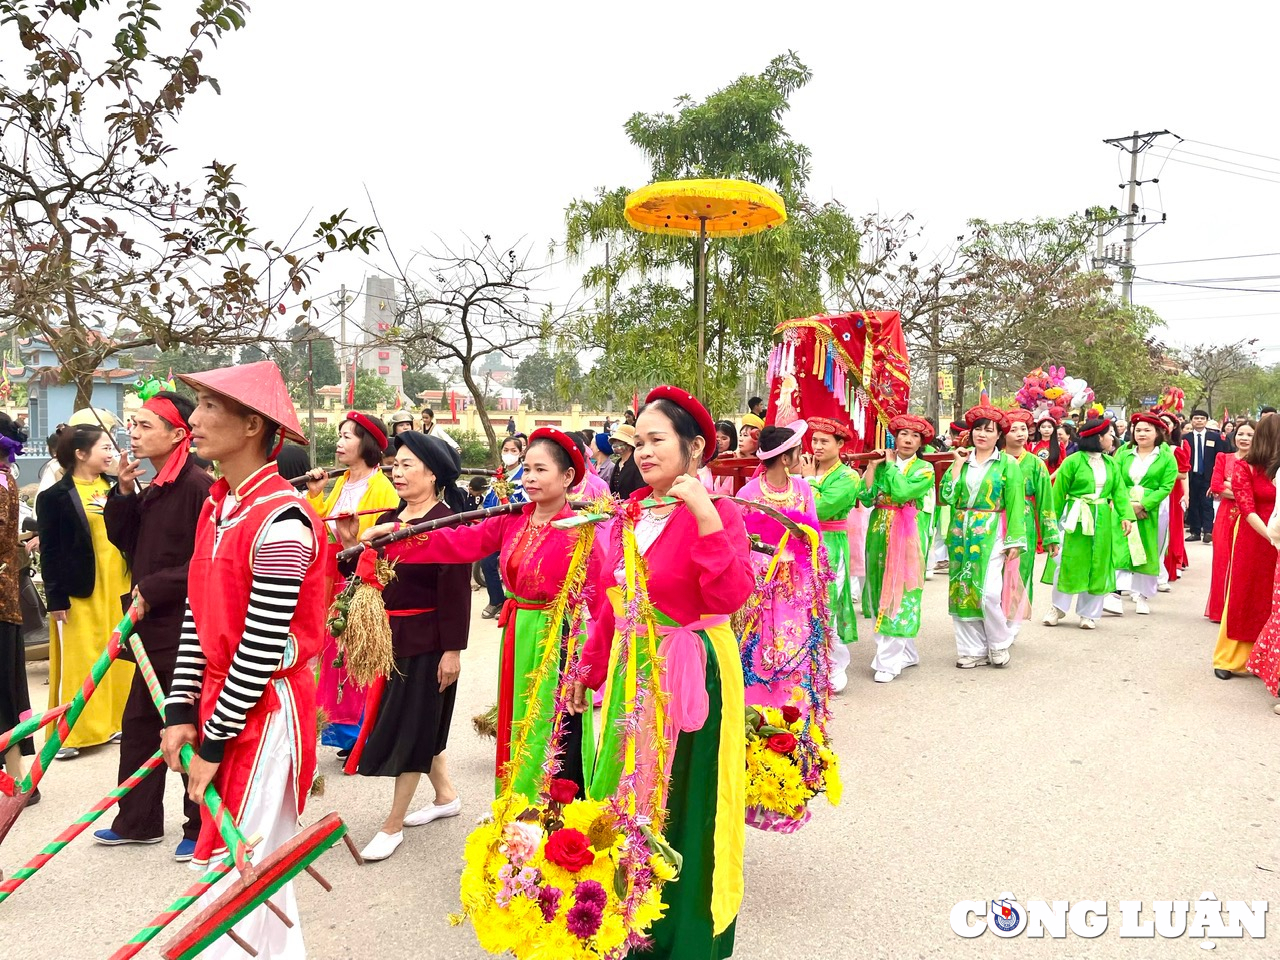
[1078, 418, 1113, 438]
[140, 397, 191, 486]
[345, 411, 388, 450]
[645, 385, 718, 465]
[528, 427, 586, 486]
[142, 397, 188, 430]
[1129, 413, 1166, 431]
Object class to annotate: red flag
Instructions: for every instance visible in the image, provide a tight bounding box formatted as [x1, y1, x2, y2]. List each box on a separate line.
[632, 390, 639, 414]
[1223, 405, 1230, 424]
[345, 360, 356, 407]
[449, 390, 458, 421]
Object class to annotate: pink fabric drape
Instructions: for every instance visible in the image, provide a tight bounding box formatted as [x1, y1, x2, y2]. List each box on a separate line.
[880, 505, 922, 617]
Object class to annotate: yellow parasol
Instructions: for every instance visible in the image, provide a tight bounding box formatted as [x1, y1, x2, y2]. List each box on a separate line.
[624, 179, 786, 397]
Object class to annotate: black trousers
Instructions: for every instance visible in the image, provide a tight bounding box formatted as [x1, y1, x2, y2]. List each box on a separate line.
[110, 643, 201, 842]
[1186, 473, 1213, 536]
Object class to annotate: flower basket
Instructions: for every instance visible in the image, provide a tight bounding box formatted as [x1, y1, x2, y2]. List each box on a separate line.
[743, 704, 841, 830]
[457, 783, 674, 959]
[452, 508, 676, 958]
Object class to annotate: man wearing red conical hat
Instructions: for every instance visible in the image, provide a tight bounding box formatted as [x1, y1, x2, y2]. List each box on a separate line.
[162, 361, 324, 958]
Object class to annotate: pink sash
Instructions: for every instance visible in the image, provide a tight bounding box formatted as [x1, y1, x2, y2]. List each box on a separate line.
[880, 504, 923, 617]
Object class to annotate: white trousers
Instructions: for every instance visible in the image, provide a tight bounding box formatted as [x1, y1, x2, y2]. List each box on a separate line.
[196, 706, 306, 959]
[1156, 498, 1171, 587]
[1050, 560, 1106, 619]
[954, 550, 1015, 657]
[828, 628, 851, 683]
[1118, 500, 1170, 599]
[872, 632, 918, 676]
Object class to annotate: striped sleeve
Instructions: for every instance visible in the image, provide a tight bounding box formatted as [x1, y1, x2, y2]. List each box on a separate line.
[163, 600, 206, 728]
[197, 509, 315, 763]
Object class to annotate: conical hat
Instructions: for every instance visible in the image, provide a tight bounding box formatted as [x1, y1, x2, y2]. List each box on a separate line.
[177, 361, 308, 446]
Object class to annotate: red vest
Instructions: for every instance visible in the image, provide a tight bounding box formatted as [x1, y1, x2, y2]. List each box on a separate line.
[187, 463, 326, 862]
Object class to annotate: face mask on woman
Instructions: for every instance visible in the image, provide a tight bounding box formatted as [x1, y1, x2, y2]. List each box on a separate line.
[501, 451, 520, 467]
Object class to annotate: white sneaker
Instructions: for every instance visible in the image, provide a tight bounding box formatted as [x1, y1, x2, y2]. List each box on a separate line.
[1157, 583, 1172, 593]
[403, 797, 462, 828]
[829, 670, 848, 695]
[988, 647, 1010, 667]
[360, 831, 403, 861]
[955, 655, 985, 669]
[1102, 593, 1124, 616]
[872, 670, 895, 683]
[1135, 596, 1150, 615]
[1079, 618, 1097, 630]
[1042, 606, 1065, 627]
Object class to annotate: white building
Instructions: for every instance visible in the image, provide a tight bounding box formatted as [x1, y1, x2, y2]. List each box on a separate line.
[359, 275, 404, 391]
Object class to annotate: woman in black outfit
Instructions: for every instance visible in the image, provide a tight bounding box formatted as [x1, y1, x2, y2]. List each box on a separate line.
[336, 431, 470, 863]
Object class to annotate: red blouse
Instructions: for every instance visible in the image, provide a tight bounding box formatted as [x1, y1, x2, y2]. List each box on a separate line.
[578, 490, 753, 690]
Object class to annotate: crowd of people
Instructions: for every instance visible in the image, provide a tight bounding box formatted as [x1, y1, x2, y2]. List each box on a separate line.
[2, 365, 1278, 960]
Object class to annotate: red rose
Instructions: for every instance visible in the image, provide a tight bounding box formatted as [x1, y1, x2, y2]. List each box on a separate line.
[767, 732, 797, 754]
[548, 778, 578, 805]
[780, 705, 801, 725]
[544, 828, 595, 873]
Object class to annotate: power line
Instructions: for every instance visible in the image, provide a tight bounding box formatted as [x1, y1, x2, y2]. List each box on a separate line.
[1133, 276, 1280, 293]
[1157, 147, 1280, 177]
[1135, 273, 1280, 283]
[1140, 252, 1280, 267]
[1147, 150, 1280, 186]
[1184, 138, 1280, 166]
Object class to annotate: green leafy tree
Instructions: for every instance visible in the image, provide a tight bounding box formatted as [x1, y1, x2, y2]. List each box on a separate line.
[1218, 364, 1280, 417]
[288, 323, 339, 392]
[513, 350, 582, 410]
[1179, 338, 1260, 412]
[350, 374, 394, 410]
[1060, 303, 1171, 409]
[563, 53, 861, 409]
[0, 1, 378, 408]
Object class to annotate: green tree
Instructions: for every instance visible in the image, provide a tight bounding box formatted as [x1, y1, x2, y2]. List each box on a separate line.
[1059, 302, 1171, 409]
[1218, 363, 1280, 417]
[1180, 338, 1260, 412]
[563, 53, 861, 410]
[350, 374, 394, 410]
[0, 1, 378, 408]
[402, 369, 442, 404]
[513, 350, 582, 410]
[288, 323, 339, 392]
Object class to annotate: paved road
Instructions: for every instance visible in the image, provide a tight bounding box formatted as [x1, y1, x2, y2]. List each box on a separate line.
[4, 544, 1278, 958]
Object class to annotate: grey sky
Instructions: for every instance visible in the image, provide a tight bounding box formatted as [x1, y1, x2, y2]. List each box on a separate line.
[170, 0, 1280, 360]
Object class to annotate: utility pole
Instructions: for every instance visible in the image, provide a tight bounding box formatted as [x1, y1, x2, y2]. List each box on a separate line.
[338, 282, 348, 400]
[1100, 130, 1178, 303]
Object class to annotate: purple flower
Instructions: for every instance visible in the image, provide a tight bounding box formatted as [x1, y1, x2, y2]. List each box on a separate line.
[566, 901, 604, 939]
[537, 884, 563, 922]
[573, 879, 608, 910]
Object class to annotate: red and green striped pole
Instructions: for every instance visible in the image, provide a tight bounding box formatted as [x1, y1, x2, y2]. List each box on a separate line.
[125, 633, 258, 876]
[109, 859, 235, 960]
[0, 751, 164, 903]
[19, 601, 144, 795]
[0, 703, 70, 754]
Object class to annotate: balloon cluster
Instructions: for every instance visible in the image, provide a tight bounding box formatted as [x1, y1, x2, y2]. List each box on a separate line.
[1015, 366, 1096, 419]
[1155, 386, 1185, 414]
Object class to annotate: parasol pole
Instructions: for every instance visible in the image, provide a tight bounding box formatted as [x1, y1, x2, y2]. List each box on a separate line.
[696, 216, 708, 399]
